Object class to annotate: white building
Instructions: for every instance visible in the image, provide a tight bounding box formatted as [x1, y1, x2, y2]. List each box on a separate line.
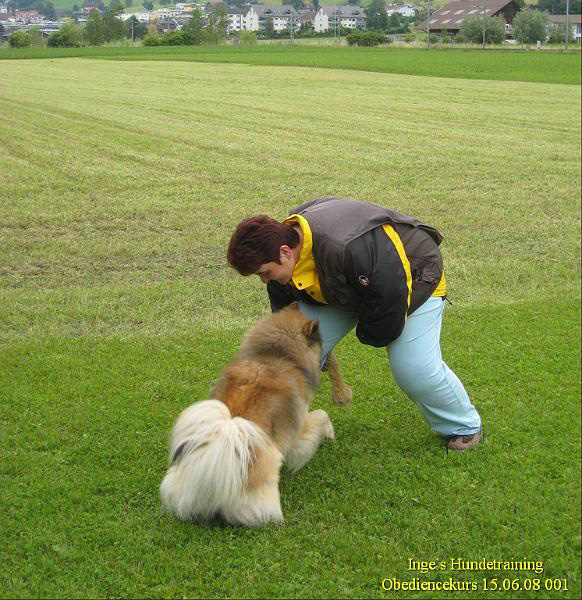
[118, 12, 151, 23]
[227, 7, 243, 32]
[314, 6, 366, 33]
[243, 5, 299, 33]
[152, 7, 185, 20]
[385, 4, 416, 18]
[242, 5, 259, 31]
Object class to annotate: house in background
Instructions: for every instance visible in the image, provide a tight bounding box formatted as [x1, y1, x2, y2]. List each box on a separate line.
[226, 6, 243, 32]
[245, 5, 299, 33]
[385, 4, 416, 18]
[416, 0, 521, 39]
[314, 6, 367, 33]
[548, 14, 582, 43]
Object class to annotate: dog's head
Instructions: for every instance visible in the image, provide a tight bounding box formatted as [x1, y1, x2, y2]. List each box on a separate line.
[241, 302, 323, 387]
[281, 301, 322, 352]
[273, 303, 323, 386]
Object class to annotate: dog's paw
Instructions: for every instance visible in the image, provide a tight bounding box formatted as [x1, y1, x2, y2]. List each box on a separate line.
[332, 385, 352, 407]
[313, 409, 335, 440]
[324, 419, 335, 440]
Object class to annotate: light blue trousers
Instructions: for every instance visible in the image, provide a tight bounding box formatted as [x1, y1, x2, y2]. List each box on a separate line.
[299, 296, 481, 437]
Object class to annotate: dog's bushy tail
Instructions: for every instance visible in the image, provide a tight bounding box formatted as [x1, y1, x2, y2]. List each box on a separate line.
[160, 400, 269, 524]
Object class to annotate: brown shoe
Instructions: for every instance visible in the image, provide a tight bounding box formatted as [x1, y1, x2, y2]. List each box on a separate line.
[446, 429, 482, 452]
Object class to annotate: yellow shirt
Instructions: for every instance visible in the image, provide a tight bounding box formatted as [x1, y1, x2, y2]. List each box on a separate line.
[284, 214, 328, 304]
[284, 216, 446, 307]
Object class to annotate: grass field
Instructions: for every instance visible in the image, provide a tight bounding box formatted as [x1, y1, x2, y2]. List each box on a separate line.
[0, 53, 580, 598]
[1, 45, 580, 85]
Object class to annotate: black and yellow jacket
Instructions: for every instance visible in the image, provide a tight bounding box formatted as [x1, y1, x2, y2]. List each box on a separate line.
[267, 196, 445, 347]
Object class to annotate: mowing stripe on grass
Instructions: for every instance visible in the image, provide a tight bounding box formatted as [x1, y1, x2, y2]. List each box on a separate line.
[1, 45, 580, 84]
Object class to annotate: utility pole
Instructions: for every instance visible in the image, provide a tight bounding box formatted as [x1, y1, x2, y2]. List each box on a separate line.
[482, 0, 487, 49]
[565, 0, 570, 51]
[427, 0, 431, 48]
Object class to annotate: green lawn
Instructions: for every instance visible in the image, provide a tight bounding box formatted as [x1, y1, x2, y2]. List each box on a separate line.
[1, 45, 580, 85]
[0, 58, 580, 598]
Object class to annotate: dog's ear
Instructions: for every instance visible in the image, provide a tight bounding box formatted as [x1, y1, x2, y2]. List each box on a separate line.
[302, 319, 321, 344]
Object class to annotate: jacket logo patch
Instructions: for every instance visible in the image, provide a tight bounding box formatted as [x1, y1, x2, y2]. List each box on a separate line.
[358, 275, 370, 286]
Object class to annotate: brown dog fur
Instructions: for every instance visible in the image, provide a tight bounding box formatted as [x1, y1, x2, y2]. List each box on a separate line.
[159, 303, 349, 526]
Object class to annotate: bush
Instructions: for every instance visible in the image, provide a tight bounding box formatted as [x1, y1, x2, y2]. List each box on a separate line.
[9, 30, 32, 48]
[47, 21, 81, 48]
[159, 31, 189, 46]
[458, 15, 506, 44]
[142, 32, 161, 46]
[404, 33, 415, 43]
[240, 30, 258, 46]
[547, 22, 574, 45]
[512, 10, 550, 45]
[346, 31, 389, 46]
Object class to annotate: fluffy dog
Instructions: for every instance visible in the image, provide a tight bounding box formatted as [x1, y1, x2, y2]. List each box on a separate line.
[160, 303, 350, 526]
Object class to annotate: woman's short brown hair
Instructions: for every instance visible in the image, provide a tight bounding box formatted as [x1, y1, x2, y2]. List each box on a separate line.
[227, 215, 300, 275]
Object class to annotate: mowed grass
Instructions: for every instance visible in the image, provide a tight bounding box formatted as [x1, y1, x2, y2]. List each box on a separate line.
[0, 59, 580, 598]
[1, 44, 580, 85]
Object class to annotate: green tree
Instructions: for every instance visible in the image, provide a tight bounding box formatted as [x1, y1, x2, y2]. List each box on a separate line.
[160, 31, 189, 45]
[547, 20, 575, 43]
[143, 1, 154, 9]
[126, 15, 147, 40]
[240, 29, 258, 45]
[103, 0, 126, 43]
[47, 20, 81, 47]
[28, 25, 44, 46]
[142, 30, 161, 45]
[366, 0, 388, 31]
[9, 30, 32, 48]
[263, 16, 274, 38]
[182, 9, 205, 45]
[84, 9, 105, 46]
[346, 30, 388, 46]
[387, 12, 409, 34]
[205, 3, 229, 44]
[512, 9, 550, 45]
[458, 15, 506, 44]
